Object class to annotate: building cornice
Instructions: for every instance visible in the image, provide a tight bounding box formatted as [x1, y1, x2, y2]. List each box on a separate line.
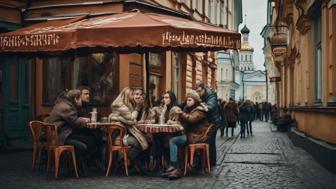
[294, 0, 311, 34]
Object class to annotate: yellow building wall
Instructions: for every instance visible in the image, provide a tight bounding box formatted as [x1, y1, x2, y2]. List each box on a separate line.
[276, 1, 336, 144]
[119, 53, 141, 90]
[293, 111, 336, 143]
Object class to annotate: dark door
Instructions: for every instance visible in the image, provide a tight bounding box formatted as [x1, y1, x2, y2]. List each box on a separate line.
[3, 58, 30, 139]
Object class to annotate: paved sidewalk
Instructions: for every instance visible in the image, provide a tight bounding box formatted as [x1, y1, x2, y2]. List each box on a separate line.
[214, 121, 336, 189]
[0, 121, 335, 189]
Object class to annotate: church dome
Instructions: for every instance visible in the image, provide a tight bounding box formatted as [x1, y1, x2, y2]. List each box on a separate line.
[241, 25, 250, 34]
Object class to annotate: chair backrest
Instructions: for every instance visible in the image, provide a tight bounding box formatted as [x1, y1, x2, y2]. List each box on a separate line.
[43, 123, 59, 148]
[29, 121, 47, 144]
[106, 122, 127, 147]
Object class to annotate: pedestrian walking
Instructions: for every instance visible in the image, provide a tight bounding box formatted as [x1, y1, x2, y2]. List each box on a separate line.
[263, 102, 271, 122]
[218, 99, 228, 137]
[224, 98, 238, 137]
[246, 100, 255, 135]
[238, 100, 250, 138]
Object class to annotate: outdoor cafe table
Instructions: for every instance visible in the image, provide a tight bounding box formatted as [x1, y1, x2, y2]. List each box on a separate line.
[136, 123, 184, 172]
[86, 122, 121, 129]
[135, 123, 184, 134]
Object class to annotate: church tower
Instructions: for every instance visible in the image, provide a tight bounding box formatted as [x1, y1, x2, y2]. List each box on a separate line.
[239, 23, 254, 71]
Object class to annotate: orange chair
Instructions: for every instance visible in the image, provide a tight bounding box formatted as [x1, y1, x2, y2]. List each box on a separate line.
[105, 123, 130, 176]
[29, 121, 48, 171]
[184, 143, 211, 176]
[44, 123, 79, 179]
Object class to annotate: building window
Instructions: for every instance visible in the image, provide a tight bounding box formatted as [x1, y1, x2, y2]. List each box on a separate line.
[195, 0, 202, 12]
[182, 0, 190, 7]
[245, 55, 248, 61]
[221, 68, 223, 80]
[149, 53, 163, 104]
[43, 52, 119, 105]
[311, 5, 322, 103]
[172, 52, 181, 101]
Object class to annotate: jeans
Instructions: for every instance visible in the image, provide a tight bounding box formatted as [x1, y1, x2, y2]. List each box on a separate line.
[127, 136, 142, 160]
[209, 127, 218, 166]
[247, 121, 252, 135]
[240, 121, 247, 138]
[169, 135, 187, 163]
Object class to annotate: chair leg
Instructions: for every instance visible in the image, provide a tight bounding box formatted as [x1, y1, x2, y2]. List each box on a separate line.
[32, 145, 37, 171]
[189, 146, 196, 167]
[70, 150, 79, 178]
[54, 149, 61, 179]
[184, 147, 189, 176]
[201, 147, 206, 174]
[37, 149, 43, 170]
[105, 151, 113, 177]
[205, 145, 211, 173]
[46, 150, 52, 177]
[123, 150, 129, 176]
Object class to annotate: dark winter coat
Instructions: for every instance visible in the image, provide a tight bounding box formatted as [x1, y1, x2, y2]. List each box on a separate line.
[202, 87, 221, 128]
[180, 106, 215, 144]
[224, 101, 239, 123]
[239, 103, 254, 122]
[45, 99, 87, 145]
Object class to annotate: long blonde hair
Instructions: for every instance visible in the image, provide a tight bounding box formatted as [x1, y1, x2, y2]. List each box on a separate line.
[111, 87, 136, 111]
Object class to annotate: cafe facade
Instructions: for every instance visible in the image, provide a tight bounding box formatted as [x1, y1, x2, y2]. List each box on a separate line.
[0, 0, 241, 147]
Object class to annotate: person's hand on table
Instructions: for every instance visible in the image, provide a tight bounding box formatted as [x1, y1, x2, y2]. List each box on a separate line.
[80, 117, 90, 123]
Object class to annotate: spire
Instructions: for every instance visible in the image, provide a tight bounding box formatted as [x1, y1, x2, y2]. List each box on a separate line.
[241, 13, 250, 34]
[244, 14, 247, 25]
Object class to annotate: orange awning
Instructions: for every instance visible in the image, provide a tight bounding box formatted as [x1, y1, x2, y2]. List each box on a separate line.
[0, 10, 241, 54]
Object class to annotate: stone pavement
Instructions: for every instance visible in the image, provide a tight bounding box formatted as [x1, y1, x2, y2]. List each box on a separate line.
[0, 121, 335, 189]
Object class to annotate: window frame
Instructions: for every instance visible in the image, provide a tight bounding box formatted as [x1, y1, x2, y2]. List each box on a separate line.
[42, 52, 119, 106]
[310, 2, 323, 104]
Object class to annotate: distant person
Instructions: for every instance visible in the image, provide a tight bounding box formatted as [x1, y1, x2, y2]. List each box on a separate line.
[224, 98, 238, 137]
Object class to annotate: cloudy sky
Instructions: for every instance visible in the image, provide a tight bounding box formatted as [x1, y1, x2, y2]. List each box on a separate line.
[239, 0, 268, 70]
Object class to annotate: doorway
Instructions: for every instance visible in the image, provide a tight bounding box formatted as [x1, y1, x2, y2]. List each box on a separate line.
[2, 58, 30, 139]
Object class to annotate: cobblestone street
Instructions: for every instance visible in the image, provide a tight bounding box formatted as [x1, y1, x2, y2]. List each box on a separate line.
[0, 121, 335, 189]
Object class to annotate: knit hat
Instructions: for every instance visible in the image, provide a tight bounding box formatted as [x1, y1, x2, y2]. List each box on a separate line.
[186, 90, 202, 102]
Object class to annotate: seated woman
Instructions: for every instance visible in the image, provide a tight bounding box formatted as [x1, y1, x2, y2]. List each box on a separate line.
[164, 90, 214, 180]
[150, 91, 178, 168]
[45, 89, 97, 170]
[108, 87, 148, 168]
[151, 91, 178, 124]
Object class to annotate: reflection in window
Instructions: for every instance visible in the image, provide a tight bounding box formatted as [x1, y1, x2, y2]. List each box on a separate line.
[88, 52, 119, 105]
[44, 57, 67, 104]
[148, 53, 163, 105]
[44, 52, 119, 105]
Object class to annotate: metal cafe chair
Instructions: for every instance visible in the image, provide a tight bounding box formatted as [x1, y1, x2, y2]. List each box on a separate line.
[105, 123, 131, 176]
[44, 123, 79, 179]
[29, 121, 48, 171]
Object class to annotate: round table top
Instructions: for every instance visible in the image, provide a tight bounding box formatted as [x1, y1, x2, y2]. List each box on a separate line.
[136, 123, 184, 133]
